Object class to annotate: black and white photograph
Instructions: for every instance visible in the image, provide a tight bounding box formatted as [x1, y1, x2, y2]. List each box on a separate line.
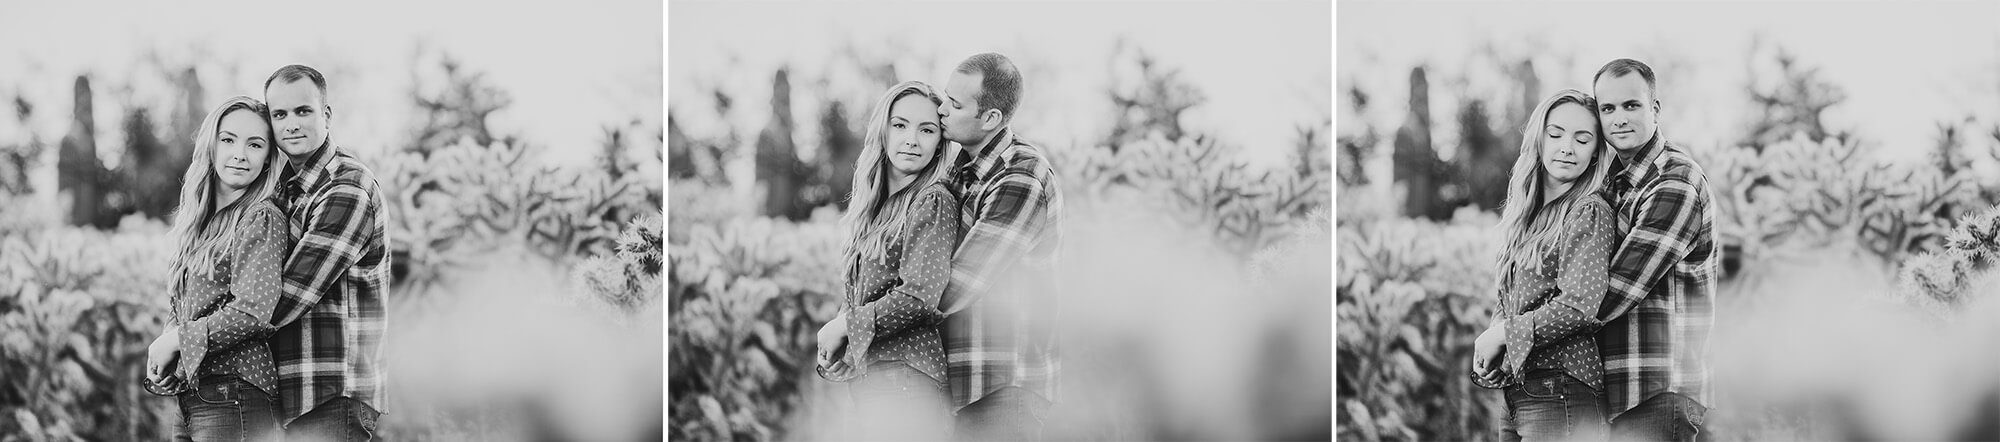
[1340, 1, 2000, 441]
[0, 1, 663, 440]
[51, 0, 2000, 441]
[668, 1, 1331, 441]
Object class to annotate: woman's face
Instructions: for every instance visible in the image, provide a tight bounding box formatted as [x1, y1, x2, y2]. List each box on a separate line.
[1540, 101, 1599, 184]
[884, 93, 944, 177]
[212, 108, 272, 191]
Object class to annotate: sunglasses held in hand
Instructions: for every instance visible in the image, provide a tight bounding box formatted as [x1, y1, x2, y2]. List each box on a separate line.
[144, 358, 191, 397]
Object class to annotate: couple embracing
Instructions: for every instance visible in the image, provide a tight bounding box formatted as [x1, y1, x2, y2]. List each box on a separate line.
[1473, 59, 1720, 442]
[813, 52, 1064, 442]
[142, 64, 389, 442]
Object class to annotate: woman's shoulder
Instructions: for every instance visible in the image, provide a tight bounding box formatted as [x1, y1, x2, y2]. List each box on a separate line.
[1577, 192, 1613, 217]
[1568, 192, 1616, 235]
[242, 197, 292, 231]
[916, 180, 961, 208]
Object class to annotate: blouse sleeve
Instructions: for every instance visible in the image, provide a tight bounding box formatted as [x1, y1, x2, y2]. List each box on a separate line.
[1501, 197, 1616, 375]
[176, 202, 289, 381]
[838, 185, 960, 370]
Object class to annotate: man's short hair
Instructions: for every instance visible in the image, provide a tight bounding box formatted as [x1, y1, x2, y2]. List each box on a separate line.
[954, 53, 1023, 122]
[264, 64, 329, 102]
[1593, 58, 1658, 97]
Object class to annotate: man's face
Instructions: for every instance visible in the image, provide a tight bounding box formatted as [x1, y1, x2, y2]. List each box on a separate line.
[939, 72, 989, 145]
[265, 79, 331, 157]
[1593, 73, 1658, 153]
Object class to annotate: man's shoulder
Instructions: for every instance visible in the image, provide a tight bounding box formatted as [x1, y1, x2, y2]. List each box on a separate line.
[321, 149, 386, 198]
[995, 134, 1056, 181]
[1651, 141, 1712, 190]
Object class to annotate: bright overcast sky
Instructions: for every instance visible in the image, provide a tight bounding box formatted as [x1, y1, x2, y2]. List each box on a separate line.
[1340, 0, 2000, 164]
[0, 0, 661, 167]
[669, 0, 1333, 170]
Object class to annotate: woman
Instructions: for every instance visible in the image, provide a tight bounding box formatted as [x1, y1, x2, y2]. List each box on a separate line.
[814, 80, 962, 441]
[1470, 89, 1620, 442]
[143, 96, 292, 442]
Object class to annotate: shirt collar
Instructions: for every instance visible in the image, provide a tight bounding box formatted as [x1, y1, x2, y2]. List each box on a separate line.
[285, 142, 339, 191]
[958, 128, 1013, 182]
[1616, 134, 1667, 188]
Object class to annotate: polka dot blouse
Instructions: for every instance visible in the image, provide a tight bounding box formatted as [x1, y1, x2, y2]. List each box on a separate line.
[826, 182, 962, 384]
[170, 199, 291, 397]
[1489, 194, 1617, 390]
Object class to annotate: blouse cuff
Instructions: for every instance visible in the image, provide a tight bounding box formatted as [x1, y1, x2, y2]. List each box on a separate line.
[175, 321, 211, 383]
[1501, 315, 1534, 376]
[838, 305, 879, 379]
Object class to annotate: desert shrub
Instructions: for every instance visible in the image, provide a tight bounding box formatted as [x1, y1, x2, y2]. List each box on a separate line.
[1336, 208, 1499, 442]
[0, 216, 175, 441]
[375, 137, 660, 298]
[666, 212, 843, 441]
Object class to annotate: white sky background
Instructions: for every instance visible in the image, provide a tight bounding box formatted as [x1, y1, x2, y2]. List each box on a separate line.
[668, 0, 1333, 171]
[1340, 0, 2000, 165]
[0, 0, 662, 169]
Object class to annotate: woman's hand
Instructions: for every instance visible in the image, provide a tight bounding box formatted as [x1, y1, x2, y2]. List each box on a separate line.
[146, 326, 182, 384]
[1471, 321, 1508, 383]
[815, 313, 850, 369]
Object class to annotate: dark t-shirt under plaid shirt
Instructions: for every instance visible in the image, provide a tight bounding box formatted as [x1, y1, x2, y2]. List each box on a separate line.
[942, 128, 1063, 412]
[1599, 136, 1717, 420]
[272, 144, 391, 425]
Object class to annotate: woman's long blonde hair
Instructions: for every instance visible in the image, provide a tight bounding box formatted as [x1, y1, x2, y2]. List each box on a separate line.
[167, 96, 287, 283]
[839, 81, 961, 271]
[1495, 89, 1615, 279]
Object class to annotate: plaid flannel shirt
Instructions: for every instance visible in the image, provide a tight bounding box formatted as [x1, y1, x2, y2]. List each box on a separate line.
[1598, 136, 1718, 420]
[941, 128, 1063, 411]
[271, 144, 392, 424]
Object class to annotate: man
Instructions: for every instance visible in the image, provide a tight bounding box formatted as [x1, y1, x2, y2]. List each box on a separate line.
[935, 52, 1064, 442]
[1592, 58, 1718, 441]
[262, 64, 392, 441]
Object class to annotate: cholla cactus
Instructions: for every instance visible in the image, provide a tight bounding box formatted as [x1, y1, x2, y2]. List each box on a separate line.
[1897, 204, 2000, 312]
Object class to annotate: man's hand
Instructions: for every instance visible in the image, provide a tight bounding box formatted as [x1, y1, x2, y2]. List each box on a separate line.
[815, 313, 850, 369]
[146, 326, 182, 384]
[1471, 321, 1508, 384]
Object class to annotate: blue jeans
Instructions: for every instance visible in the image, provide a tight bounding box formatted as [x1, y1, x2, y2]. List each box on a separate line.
[849, 361, 951, 441]
[1499, 370, 1608, 442]
[285, 397, 380, 442]
[1610, 392, 1706, 442]
[174, 375, 282, 442]
[954, 386, 1050, 442]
